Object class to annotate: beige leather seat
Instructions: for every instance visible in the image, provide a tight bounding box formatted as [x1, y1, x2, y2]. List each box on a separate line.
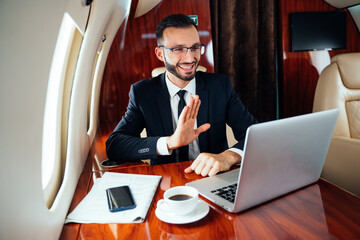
[313, 52, 360, 196]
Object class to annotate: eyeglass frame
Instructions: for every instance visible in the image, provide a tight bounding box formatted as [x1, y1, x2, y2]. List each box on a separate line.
[159, 44, 206, 55]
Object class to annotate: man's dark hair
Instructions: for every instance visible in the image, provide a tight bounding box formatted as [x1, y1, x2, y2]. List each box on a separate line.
[156, 14, 197, 46]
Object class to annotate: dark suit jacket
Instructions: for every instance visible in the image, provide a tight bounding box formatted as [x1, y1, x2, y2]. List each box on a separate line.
[106, 71, 257, 165]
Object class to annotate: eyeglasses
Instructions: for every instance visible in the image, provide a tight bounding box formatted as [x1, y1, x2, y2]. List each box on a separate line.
[159, 44, 206, 56]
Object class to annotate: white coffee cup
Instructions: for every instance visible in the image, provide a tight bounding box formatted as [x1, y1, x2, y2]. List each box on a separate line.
[157, 186, 198, 215]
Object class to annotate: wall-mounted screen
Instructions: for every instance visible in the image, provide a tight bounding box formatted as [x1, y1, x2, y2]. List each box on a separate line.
[290, 11, 346, 52]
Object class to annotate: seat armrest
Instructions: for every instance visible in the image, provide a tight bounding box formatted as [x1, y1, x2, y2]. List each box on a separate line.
[321, 136, 360, 196]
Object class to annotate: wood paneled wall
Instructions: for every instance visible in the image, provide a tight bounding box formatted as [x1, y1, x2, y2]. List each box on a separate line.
[99, 0, 213, 133]
[100, 0, 360, 132]
[278, 0, 360, 118]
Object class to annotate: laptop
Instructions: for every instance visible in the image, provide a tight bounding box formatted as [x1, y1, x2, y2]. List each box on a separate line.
[186, 109, 338, 213]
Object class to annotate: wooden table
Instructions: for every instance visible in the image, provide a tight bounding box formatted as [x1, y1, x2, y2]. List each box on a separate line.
[60, 159, 360, 240]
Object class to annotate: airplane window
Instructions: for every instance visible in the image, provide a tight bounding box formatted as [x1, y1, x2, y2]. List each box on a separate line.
[42, 13, 83, 208]
[87, 34, 107, 141]
[87, 36, 105, 133]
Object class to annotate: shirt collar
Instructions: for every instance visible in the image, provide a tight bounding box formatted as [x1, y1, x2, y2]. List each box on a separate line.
[165, 74, 196, 98]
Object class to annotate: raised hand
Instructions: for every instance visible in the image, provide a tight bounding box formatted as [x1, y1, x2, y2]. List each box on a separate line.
[166, 95, 210, 150]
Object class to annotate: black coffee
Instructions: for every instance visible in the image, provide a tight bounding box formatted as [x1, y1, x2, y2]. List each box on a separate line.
[168, 194, 193, 201]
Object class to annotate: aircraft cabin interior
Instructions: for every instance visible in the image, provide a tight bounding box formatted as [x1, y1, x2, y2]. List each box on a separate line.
[1, 0, 359, 239]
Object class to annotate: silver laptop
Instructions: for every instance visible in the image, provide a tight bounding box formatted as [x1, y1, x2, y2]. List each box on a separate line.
[186, 109, 338, 213]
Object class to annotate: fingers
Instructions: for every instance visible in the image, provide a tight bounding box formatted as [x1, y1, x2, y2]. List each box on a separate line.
[189, 96, 200, 119]
[195, 123, 211, 135]
[184, 153, 231, 177]
[195, 159, 207, 175]
[208, 161, 221, 177]
[185, 95, 200, 120]
[184, 157, 201, 174]
[198, 158, 221, 177]
[185, 96, 194, 121]
[184, 166, 194, 173]
[184, 154, 221, 177]
[178, 105, 189, 123]
[179, 95, 201, 124]
[200, 162, 212, 176]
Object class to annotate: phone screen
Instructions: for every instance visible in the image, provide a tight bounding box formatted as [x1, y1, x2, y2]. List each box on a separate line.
[106, 185, 136, 212]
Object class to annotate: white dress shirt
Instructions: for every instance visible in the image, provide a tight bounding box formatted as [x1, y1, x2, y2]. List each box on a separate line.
[156, 76, 243, 160]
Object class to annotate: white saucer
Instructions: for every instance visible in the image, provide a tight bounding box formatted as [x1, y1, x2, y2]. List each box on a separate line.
[155, 200, 209, 224]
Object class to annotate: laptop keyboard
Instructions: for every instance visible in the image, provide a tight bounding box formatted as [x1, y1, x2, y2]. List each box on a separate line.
[211, 183, 238, 203]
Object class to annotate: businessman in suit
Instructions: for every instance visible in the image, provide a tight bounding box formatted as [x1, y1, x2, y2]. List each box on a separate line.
[106, 14, 257, 177]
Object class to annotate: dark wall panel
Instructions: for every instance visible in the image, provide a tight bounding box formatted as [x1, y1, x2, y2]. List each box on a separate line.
[278, 0, 360, 118]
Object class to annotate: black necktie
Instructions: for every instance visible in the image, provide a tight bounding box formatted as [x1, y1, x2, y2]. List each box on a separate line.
[177, 90, 189, 162]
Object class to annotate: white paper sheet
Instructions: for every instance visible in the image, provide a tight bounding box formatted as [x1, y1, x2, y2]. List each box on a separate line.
[65, 172, 162, 224]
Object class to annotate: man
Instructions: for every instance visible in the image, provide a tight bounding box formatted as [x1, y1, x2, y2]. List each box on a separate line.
[106, 14, 257, 177]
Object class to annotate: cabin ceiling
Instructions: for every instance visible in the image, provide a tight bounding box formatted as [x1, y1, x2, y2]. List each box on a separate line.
[325, 0, 360, 31]
[348, 5, 360, 31]
[325, 0, 360, 8]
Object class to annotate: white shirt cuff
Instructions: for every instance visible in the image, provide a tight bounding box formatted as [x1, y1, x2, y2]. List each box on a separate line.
[156, 137, 173, 156]
[228, 147, 244, 159]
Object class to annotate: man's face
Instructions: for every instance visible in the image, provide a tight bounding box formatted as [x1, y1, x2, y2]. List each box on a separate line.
[156, 26, 201, 84]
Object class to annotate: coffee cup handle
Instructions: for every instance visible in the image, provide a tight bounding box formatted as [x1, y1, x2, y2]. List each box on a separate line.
[157, 199, 169, 212]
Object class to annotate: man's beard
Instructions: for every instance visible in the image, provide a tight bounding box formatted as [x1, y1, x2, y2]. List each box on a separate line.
[164, 56, 198, 81]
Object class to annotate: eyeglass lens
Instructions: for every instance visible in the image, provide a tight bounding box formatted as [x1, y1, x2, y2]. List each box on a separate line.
[181, 45, 205, 55]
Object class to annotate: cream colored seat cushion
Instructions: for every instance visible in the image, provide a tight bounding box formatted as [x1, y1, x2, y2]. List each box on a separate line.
[313, 52, 360, 196]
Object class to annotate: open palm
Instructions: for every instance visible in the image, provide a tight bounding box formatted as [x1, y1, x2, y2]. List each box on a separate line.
[167, 95, 210, 150]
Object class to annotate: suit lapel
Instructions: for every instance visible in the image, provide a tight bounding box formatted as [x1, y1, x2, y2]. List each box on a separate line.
[156, 74, 174, 135]
[196, 73, 209, 152]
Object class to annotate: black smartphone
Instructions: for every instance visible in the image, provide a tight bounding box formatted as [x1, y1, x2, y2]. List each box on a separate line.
[106, 185, 136, 212]
[100, 159, 122, 167]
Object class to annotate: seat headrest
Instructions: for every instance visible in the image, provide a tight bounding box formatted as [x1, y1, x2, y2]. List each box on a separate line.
[331, 53, 360, 89]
